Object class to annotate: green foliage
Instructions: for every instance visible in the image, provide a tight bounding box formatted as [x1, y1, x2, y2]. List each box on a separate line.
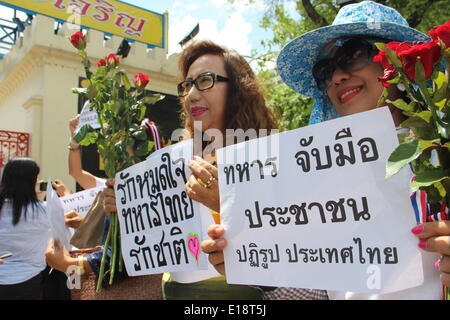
[72, 57, 160, 178]
[70, 36, 161, 292]
[258, 68, 312, 130]
[381, 38, 450, 207]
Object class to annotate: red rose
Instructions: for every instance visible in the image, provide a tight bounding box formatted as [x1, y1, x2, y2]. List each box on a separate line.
[97, 58, 106, 68]
[386, 41, 402, 51]
[396, 40, 441, 82]
[373, 50, 398, 88]
[429, 20, 450, 48]
[70, 31, 86, 50]
[134, 73, 150, 88]
[107, 53, 119, 67]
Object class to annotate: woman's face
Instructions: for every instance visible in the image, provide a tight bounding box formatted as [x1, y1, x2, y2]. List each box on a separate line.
[326, 56, 385, 117]
[183, 54, 228, 133]
[325, 52, 406, 125]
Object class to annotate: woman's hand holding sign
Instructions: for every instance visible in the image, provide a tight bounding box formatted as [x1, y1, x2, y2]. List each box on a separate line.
[201, 224, 227, 276]
[412, 221, 450, 286]
[102, 179, 117, 216]
[186, 157, 220, 213]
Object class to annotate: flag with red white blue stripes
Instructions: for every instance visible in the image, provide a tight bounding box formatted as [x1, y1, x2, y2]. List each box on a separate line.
[141, 118, 163, 151]
[410, 177, 449, 223]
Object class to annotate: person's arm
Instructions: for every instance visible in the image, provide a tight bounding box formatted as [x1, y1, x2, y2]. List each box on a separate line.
[46, 235, 126, 287]
[52, 179, 72, 197]
[68, 115, 98, 190]
[45, 238, 93, 275]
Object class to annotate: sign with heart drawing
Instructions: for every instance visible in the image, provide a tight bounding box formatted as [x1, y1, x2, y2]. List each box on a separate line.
[114, 140, 209, 276]
[187, 233, 201, 263]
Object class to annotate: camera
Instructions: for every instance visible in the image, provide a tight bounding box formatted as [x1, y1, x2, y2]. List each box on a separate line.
[39, 182, 48, 191]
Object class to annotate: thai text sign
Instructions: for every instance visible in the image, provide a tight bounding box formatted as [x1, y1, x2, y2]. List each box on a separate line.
[60, 186, 103, 216]
[46, 181, 72, 250]
[76, 100, 100, 133]
[114, 140, 208, 276]
[0, 0, 165, 47]
[218, 107, 424, 294]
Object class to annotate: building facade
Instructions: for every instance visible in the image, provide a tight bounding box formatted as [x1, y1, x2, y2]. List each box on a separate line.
[0, 14, 181, 192]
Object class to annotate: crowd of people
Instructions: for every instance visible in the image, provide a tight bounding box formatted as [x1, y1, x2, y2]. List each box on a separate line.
[1, 1, 450, 300]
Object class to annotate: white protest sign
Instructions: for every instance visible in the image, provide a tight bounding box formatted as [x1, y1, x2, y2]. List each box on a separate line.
[218, 107, 423, 294]
[170, 203, 221, 283]
[60, 186, 104, 216]
[115, 139, 208, 276]
[76, 100, 100, 133]
[46, 180, 72, 250]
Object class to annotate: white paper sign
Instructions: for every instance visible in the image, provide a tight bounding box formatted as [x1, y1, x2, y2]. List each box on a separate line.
[170, 204, 221, 283]
[218, 107, 424, 294]
[76, 100, 100, 133]
[60, 186, 104, 216]
[46, 180, 72, 250]
[115, 140, 208, 276]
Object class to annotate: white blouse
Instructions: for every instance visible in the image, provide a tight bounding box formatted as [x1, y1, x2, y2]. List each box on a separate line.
[0, 200, 52, 285]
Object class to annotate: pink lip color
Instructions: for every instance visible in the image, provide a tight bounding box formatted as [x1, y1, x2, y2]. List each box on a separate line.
[338, 86, 362, 104]
[191, 107, 208, 117]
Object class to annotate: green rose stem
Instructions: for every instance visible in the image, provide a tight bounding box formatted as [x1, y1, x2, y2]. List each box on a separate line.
[419, 60, 450, 300]
[92, 77, 122, 291]
[96, 213, 113, 292]
[417, 81, 449, 138]
[110, 213, 119, 285]
[76, 53, 120, 292]
[119, 243, 123, 272]
[417, 80, 450, 176]
[78, 50, 92, 80]
[71, 37, 155, 291]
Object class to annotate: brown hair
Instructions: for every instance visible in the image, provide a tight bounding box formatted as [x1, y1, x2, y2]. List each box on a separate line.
[178, 40, 278, 139]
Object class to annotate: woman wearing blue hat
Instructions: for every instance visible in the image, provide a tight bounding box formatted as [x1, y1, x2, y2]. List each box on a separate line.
[203, 1, 450, 299]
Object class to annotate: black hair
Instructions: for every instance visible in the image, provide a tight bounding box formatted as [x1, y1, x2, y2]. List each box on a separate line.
[0, 158, 41, 225]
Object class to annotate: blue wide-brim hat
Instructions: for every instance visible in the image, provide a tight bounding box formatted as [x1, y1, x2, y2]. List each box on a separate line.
[277, 1, 430, 125]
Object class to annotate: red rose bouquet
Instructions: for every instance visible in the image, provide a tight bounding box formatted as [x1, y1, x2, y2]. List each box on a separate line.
[376, 21, 450, 299]
[69, 31, 162, 291]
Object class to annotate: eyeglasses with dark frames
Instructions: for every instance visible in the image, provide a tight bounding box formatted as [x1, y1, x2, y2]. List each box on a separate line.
[177, 72, 229, 97]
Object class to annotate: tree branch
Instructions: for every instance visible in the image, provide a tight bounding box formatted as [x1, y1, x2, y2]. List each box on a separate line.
[406, 0, 442, 28]
[301, 0, 329, 27]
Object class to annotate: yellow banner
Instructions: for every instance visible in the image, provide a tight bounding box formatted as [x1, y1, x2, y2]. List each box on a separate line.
[0, 0, 165, 48]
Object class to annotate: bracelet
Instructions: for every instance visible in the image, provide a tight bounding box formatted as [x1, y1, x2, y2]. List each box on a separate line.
[77, 255, 86, 275]
[69, 138, 80, 149]
[68, 146, 80, 151]
[68, 144, 80, 151]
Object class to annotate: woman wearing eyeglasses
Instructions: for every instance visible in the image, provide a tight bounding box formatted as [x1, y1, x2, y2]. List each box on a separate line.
[179, 41, 279, 211]
[202, 1, 450, 299]
[162, 40, 291, 299]
[99, 40, 281, 299]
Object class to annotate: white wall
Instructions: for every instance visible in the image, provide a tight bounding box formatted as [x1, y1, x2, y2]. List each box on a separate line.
[0, 14, 180, 192]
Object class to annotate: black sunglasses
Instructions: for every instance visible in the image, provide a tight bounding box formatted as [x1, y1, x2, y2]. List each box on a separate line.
[177, 72, 229, 97]
[312, 38, 383, 91]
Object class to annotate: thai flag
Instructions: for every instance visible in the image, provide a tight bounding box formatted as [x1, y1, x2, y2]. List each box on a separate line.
[410, 175, 449, 223]
[141, 118, 163, 151]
